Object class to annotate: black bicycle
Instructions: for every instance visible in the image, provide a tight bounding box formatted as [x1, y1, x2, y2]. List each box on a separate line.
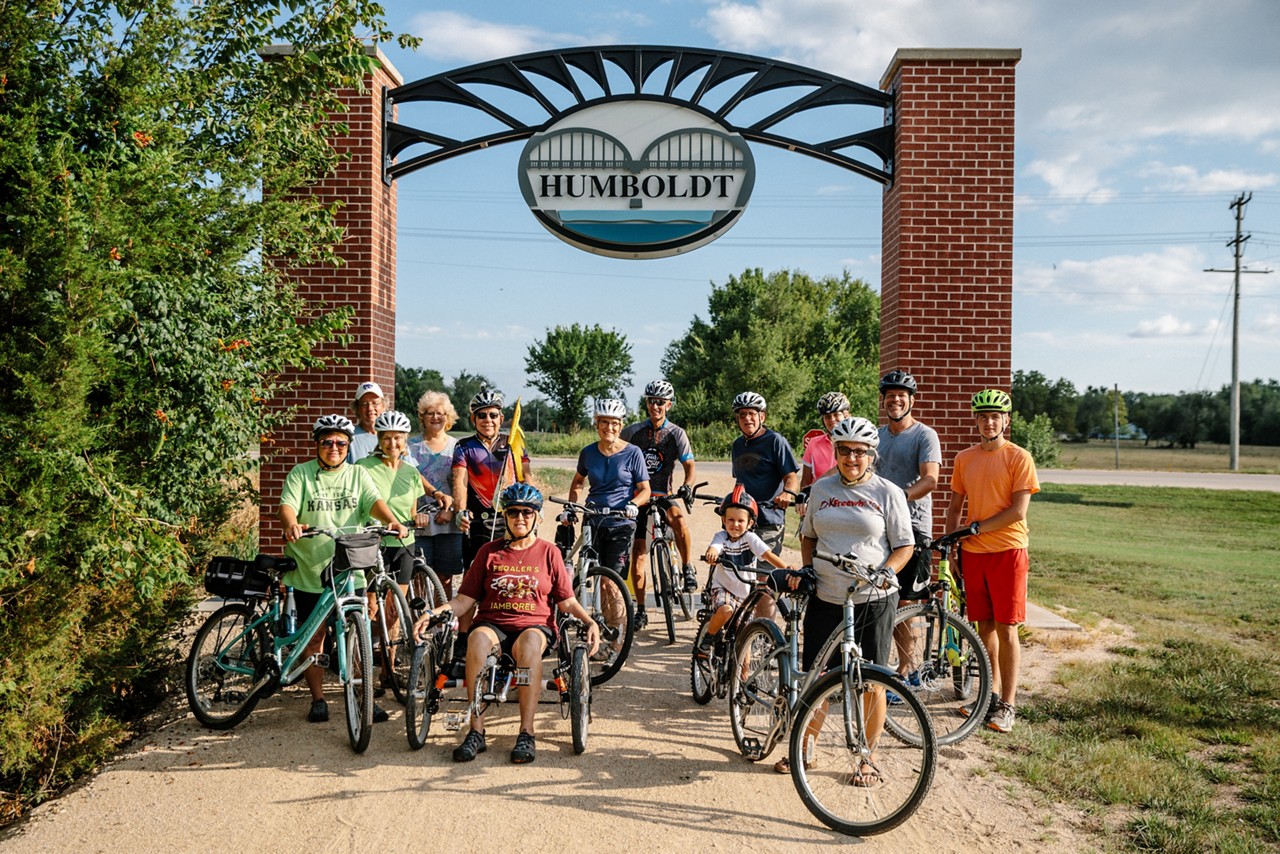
[639, 482, 705, 644]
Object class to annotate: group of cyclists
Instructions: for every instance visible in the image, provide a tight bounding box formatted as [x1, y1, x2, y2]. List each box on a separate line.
[275, 368, 1038, 762]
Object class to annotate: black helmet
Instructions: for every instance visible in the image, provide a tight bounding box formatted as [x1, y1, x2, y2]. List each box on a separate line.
[879, 370, 918, 395]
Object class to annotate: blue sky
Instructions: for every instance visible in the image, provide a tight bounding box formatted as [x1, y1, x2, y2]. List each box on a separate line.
[373, 0, 1279, 406]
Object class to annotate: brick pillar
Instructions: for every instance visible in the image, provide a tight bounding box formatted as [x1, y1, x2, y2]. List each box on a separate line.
[258, 47, 403, 549]
[879, 49, 1021, 534]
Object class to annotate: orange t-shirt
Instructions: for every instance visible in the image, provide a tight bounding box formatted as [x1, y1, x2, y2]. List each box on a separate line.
[950, 441, 1040, 553]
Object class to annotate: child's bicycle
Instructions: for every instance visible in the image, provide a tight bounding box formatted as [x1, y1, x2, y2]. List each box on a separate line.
[887, 525, 993, 744]
[638, 481, 706, 644]
[410, 609, 596, 754]
[689, 551, 773, 705]
[549, 497, 636, 686]
[185, 526, 390, 753]
[730, 551, 936, 836]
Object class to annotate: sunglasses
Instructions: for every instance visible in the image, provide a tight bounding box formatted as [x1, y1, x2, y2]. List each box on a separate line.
[504, 508, 536, 518]
[835, 446, 871, 459]
[474, 411, 501, 420]
[320, 439, 349, 449]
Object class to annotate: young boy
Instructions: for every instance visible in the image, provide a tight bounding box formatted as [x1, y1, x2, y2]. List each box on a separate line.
[697, 484, 791, 650]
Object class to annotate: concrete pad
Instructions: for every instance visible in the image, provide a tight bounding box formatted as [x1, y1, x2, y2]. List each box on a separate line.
[1025, 600, 1082, 631]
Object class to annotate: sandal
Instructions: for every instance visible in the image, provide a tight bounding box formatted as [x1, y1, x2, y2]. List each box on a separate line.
[773, 757, 814, 774]
[850, 762, 881, 787]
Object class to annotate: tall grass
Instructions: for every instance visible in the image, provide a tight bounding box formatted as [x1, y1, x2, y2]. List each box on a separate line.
[1008, 484, 1280, 851]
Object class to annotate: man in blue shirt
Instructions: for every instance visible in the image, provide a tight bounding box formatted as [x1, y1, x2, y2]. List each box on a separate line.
[729, 391, 800, 553]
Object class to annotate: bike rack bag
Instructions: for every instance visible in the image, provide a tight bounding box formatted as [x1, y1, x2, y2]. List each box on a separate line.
[205, 556, 274, 599]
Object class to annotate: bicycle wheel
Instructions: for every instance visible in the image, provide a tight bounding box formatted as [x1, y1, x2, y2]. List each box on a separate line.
[651, 539, 678, 644]
[889, 602, 993, 746]
[342, 610, 374, 753]
[673, 542, 694, 621]
[185, 603, 267, 730]
[578, 565, 635, 686]
[728, 619, 786, 760]
[570, 644, 590, 754]
[405, 642, 437, 750]
[410, 561, 448, 615]
[375, 581, 415, 705]
[689, 621, 714, 705]
[790, 667, 936, 836]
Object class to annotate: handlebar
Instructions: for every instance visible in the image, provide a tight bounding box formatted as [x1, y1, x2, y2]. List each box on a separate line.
[923, 526, 978, 553]
[547, 496, 631, 520]
[298, 524, 404, 540]
[813, 549, 897, 591]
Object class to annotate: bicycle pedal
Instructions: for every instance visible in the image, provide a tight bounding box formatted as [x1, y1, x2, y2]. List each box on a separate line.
[313, 654, 330, 670]
[443, 712, 467, 732]
[740, 737, 764, 761]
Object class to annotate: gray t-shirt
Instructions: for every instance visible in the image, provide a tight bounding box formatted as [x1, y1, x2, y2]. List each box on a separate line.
[876, 421, 942, 535]
[800, 472, 913, 606]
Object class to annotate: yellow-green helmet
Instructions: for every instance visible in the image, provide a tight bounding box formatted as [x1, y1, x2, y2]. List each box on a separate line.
[971, 389, 1012, 413]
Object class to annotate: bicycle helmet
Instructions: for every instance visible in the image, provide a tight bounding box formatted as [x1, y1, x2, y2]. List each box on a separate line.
[312, 413, 355, 440]
[643, 380, 675, 402]
[716, 483, 759, 521]
[499, 482, 544, 512]
[732, 391, 767, 412]
[374, 411, 412, 433]
[879, 370, 918, 395]
[816, 391, 850, 415]
[830, 416, 880, 449]
[970, 389, 1013, 413]
[594, 398, 627, 420]
[469, 388, 503, 413]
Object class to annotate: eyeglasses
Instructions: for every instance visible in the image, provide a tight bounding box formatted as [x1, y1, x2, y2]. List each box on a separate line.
[504, 508, 536, 518]
[835, 446, 871, 459]
[320, 439, 349, 449]
[474, 411, 501, 420]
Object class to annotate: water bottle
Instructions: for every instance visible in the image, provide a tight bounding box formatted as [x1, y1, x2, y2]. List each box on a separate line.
[284, 587, 297, 635]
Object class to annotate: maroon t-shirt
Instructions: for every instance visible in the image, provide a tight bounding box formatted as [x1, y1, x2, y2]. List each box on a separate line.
[458, 538, 575, 634]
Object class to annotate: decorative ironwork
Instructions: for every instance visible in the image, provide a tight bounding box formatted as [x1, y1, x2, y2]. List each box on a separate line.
[384, 45, 893, 185]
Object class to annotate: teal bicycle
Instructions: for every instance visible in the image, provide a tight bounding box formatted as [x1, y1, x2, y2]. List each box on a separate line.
[185, 526, 388, 753]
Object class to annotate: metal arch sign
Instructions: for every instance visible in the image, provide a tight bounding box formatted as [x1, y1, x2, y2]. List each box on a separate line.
[517, 100, 756, 259]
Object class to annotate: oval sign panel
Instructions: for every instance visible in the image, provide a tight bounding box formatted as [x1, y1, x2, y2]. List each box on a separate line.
[518, 101, 756, 259]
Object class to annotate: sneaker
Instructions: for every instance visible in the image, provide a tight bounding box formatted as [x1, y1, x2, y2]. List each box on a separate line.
[987, 699, 1016, 733]
[634, 608, 648, 630]
[453, 728, 487, 762]
[373, 704, 390, 724]
[683, 565, 699, 591]
[694, 632, 715, 658]
[960, 691, 999, 721]
[306, 699, 329, 723]
[511, 731, 537, 764]
[886, 671, 922, 706]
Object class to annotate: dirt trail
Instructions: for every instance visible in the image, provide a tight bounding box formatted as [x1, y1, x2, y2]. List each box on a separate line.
[2, 466, 1103, 853]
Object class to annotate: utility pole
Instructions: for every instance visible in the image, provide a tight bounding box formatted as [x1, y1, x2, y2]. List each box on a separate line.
[1204, 193, 1271, 471]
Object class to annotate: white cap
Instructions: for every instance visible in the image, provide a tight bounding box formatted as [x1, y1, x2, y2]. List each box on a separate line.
[353, 381, 384, 402]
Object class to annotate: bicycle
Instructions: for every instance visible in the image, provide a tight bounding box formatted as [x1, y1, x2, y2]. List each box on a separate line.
[365, 536, 417, 706]
[409, 500, 450, 620]
[185, 526, 389, 753]
[404, 607, 456, 750]
[638, 482, 705, 644]
[728, 553, 936, 836]
[549, 497, 636, 686]
[688, 551, 779, 705]
[887, 525, 992, 744]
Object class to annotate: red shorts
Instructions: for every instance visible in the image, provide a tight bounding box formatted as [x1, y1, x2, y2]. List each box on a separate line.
[960, 548, 1028, 624]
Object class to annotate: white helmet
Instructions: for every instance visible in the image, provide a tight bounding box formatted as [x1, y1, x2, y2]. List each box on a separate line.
[643, 380, 675, 402]
[830, 416, 880, 449]
[469, 388, 503, 413]
[312, 413, 355, 440]
[374, 411, 412, 433]
[732, 391, 767, 412]
[594, 398, 627, 420]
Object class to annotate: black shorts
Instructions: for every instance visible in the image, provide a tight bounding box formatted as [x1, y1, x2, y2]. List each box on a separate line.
[471, 622, 557, 661]
[589, 518, 636, 580]
[802, 594, 898, 672]
[635, 495, 676, 530]
[380, 545, 414, 585]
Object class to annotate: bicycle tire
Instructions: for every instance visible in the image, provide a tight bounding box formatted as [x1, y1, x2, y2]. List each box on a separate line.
[342, 610, 374, 753]
[185, 603, 267, 730]
[889, 602, 993, 746]
[410, 561, 448, 615]
[790, 667, 937, 836]
[728, 619, 787, 760]
[577, 565, 635, 686]
[405, 642, 437, 750]
[689, 621, 714, 705]
[673, 543, 694, 621]
[570, 645, 590, 754]
[375, 581, 415, 705]
[652, 539, 678, 644]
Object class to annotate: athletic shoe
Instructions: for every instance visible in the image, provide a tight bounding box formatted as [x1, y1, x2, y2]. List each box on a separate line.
[453, 728, 487, 762]
[960, 691, 999, 721]
[511, 731, 537, 764]
[683, 565, 699, 591]
[886, 670, 922, 706]
[695, 631, 715, 658]
[987, 699, 1016, 733]
[373, 704, 390, 723]
[306, 699, 329, 723]
[634, 608, 648, 630]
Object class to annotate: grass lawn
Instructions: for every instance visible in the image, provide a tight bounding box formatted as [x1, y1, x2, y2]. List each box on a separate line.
[1054, 440, 1280, 474]
[1009, 484, 1280, 852]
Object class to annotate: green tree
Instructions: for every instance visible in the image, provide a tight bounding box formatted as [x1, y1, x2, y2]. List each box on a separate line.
[1075, 385, 1128, 437]
[1011, 370, 1078, 434]
[525, 324, 633, 430]
[661, 268, 880, 441]
[1011, 412, 1061, 468]
[0, 1, 415, 818]
[395, 364, 445, 422]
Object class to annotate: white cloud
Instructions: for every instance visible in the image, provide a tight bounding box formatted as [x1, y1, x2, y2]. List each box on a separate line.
[410, 12, 588, 63]
[1256, 312, 1280, 333]
[1130, 314, 1215, 338]
[1017, 247, 1213, 306]
[1138, 163, 1280, 194]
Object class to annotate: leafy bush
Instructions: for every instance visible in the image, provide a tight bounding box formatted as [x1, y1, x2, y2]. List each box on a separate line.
[1011, 412, 1061, 468]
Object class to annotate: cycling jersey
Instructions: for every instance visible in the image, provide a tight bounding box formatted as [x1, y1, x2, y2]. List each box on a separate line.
[452, 434, 528, 509]
[620, 418, 694, 495]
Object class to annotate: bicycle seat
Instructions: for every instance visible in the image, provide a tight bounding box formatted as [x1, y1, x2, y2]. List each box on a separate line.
[254, 554, 296, 575]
